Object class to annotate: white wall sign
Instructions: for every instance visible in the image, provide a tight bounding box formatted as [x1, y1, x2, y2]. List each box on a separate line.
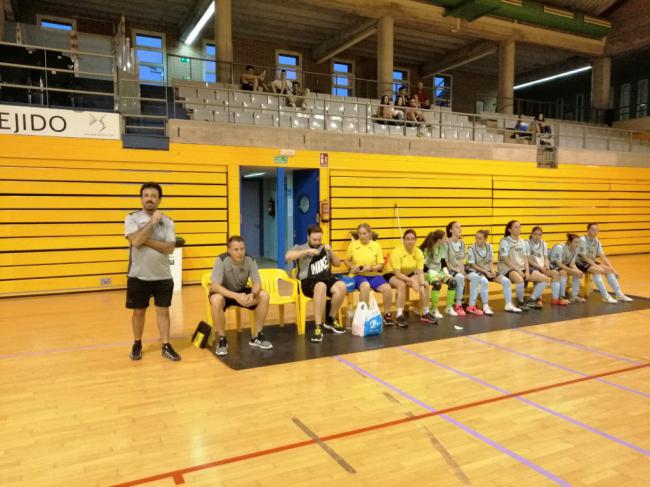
[0, 105, 120, 139]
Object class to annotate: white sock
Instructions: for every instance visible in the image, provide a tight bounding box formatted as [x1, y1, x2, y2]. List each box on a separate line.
[516, 282, 525, 302]
[593, 274, 609, 298]
[571, 277, 581, 297]
[531, 281, 547, 300]
[501, 277, 513, 306]
[397, 307, 404, 317]
[551, 281, 560, 299]
[560, 275, 567, 297]
[479, 276, 489, 306]
[423, 307, 430, 315]
[606, 273, 622, 295]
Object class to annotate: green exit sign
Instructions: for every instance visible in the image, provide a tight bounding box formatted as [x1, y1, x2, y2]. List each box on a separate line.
[180, 57, 190, 63]
[274, 155, 288, 164]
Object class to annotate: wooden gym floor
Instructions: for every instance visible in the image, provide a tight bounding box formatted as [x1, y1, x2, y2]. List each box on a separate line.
[1, 254, 650, 487]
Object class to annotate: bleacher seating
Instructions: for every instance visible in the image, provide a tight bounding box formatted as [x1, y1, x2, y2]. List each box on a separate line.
[172, 80, 650, 152]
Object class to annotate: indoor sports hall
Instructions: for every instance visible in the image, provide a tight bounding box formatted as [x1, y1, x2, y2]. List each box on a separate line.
[1, 1, 650, 485]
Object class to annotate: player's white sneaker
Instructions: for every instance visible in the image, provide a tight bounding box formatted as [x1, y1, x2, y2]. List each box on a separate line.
[505, 303, 522, 313]
[433, 309, 443, 320]
[602, 294, 618, 304]
[482, 304, 494, 316]
[616, 293, 633, 302]
[446, 306, 458, 317]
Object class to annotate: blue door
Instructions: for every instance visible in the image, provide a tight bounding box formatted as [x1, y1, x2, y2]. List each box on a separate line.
[292, 169, 319, 245]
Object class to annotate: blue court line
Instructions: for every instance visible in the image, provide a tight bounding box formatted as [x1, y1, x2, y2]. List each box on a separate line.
[335, 355, 569, 486]
[514, 328, 643, 364]
[467, 335, 650, 399]
[399, 346, 650, 457]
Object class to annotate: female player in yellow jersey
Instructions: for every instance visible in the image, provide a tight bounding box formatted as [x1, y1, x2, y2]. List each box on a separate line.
[344, 223, 396, 326]
[384, 229, 437, 325]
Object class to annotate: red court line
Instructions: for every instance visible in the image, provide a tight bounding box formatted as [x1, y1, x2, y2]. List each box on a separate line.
[111, 361, 650, 487]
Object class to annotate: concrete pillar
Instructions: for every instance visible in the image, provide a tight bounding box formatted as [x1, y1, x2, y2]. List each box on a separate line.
[376, 16, 394, 98]
[591, 56, 611, 122]
[215, 0, 233, 84]
[497, 39, 515, 115]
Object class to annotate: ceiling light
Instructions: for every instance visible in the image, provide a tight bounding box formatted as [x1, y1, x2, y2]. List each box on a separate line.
[243, 172, 266, 178]
[514, 66, 591, 90]
[184, 1, 215, 45]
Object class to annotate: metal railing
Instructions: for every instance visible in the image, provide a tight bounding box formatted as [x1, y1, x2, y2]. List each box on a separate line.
[2, 40, 648, 151]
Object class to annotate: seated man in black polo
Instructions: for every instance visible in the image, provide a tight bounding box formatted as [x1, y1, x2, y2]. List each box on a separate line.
[209, 235, 272, 356]
[286, 224, 347, 343]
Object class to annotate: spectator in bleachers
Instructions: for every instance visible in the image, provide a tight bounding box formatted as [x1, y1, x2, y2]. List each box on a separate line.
[413, 81, 431, 109]
[375, 95, 404, 123]
[240, 65, 266, 92]
[405, 96, 427, 125]
[511, 114, 531, 139]
[534, 113, 552, 134]
[291, 81, 310, 109]
[271, 69, 293, 95]
[394, 85, 409, 109]
[394, 95, 408, 120]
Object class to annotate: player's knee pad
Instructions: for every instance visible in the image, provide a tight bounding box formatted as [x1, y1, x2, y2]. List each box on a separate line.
[447, 279, 457, 290]
[432, 280, 442, 291]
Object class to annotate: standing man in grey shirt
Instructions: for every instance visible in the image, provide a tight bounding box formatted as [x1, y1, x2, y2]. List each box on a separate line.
[210, 235, 272, 356]
[124, 182, 181, 362]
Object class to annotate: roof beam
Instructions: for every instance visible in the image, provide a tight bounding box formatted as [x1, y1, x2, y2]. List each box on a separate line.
[420, 40, 497, 77]
[300, 0, 604, 57]
[312, 18, 376, 64]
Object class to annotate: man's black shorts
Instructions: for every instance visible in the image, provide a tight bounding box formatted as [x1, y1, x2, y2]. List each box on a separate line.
[209, 287, 258, 310]
[126, 277, 174, 309]
[300, 277, 340, 298]
[576, 261, 591, 273]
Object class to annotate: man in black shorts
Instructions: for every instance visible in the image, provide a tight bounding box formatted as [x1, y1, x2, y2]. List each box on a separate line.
[286, 224, 347, 343]
[125, 182, 180, 361]
[209, 236, 272, 356]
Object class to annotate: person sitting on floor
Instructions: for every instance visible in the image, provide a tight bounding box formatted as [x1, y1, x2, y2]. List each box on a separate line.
[209, 235, 272, 356]
[286, 224, 347, 344]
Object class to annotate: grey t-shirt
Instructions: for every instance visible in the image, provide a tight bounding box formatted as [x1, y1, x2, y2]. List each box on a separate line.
[292, 243, 333, 281]
[467, 243, 493, 267]
[210, 253, 260, 291]
[446, 239, 466, 273]
[549, 243, 578, 269]
[125, 210, 175, 281]
[576, 236, 604, 265]
[525, 239, 548, 269]
[498, 236, 527, 275]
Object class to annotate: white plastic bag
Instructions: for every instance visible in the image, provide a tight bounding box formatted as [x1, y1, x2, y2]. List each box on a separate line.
[351, 301, 368, 336]
[352, 295, 383, 337]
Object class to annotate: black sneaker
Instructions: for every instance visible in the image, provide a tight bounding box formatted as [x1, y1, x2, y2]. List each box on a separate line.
[396, 314, 408, 327]
[249, 332, 273, 350]
[215, 336, 228, 356]
[517, 301, 530, 312]
[130, 341, 142, 361]
[310, 325, 323, 343]
[162, 343, 181, 361]
[324, 315, 346, 334]
[420, 312, 438, 325]
[384, 312, 396, 326]
[526, 299, 543, 309]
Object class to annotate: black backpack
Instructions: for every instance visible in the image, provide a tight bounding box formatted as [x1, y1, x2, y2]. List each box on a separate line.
[191, 321, 212, 349]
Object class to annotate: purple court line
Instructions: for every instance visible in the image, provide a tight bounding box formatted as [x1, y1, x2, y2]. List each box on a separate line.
[400, 346, 650, 457]
[335, 355, 569, 487]
[466, 336, 650, 399]
[0, 334, 191, 360]
[514, 329, 644, 364]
